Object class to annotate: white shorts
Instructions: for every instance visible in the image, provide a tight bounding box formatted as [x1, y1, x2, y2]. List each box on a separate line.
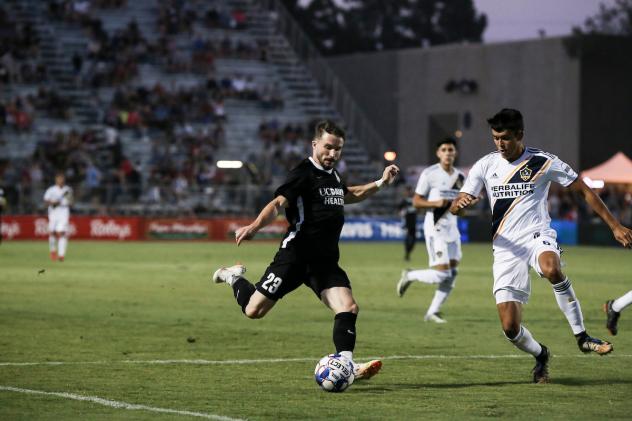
[425, 234, 462, 267]
[48, 215, 69, 234]
[493, 230, 561, 304]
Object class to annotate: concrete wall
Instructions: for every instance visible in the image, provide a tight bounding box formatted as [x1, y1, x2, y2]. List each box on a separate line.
[326, 51, 400, 147]
[328, 37, 584, 169]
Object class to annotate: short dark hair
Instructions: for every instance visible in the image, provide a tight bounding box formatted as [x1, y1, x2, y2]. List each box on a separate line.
[487, 108, 524, 134]
[314, 120, 345, 140]
[436, 137, 457, 150]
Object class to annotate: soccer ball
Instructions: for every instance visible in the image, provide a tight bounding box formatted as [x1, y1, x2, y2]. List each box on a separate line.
[314, 353, 355, 393]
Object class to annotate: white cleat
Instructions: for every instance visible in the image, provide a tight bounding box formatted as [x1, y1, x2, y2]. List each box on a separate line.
[212, 264, 246, 286]
[424, 313, 447, 323]
[354, 360, 383, 380]
[396, 269, 412, 297]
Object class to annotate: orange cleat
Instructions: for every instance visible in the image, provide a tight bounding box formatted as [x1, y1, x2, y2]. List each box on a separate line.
[354, 360, 383, 380]
[50, 251, 57, 261]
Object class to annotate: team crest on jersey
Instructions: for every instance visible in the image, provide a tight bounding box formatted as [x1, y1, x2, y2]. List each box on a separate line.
[436, 251, 443, 258]
[519, 165, 532, 181]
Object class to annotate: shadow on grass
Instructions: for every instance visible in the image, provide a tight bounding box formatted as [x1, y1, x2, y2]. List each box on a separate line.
[352, 376, 632, 391]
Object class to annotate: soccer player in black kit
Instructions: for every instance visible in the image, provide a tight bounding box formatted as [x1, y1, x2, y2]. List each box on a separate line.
[213, 120, 399, 380]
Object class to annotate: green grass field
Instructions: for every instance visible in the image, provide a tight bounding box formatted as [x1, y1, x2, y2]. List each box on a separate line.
[1, 240, 631, 420]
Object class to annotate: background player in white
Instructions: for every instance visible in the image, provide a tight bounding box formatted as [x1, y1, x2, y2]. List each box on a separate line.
[43, 173, 73, 261]
[396, 138, 470, 323]
[604, 291, 632, 335]
[450, 108, 632, 383]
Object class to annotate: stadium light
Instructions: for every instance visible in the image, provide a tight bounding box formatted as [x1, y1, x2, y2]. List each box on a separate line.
[383, 151, 397, 162]
[583, 177, 604, 189]
[217, 160, 244, 169]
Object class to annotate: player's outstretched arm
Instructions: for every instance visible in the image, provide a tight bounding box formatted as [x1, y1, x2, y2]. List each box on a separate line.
[570, 178, 632, 248]
[345, 165, 399, 204]
[235, 195, 289, 246]
[449, 192, 478, 215]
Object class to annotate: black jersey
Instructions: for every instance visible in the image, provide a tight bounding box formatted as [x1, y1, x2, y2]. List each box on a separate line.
[274, 158, 348, 260]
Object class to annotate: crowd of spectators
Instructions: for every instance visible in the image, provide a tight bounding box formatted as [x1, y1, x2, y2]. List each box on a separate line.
[0, 7, 44, 85]
[1, 89, 73, 132]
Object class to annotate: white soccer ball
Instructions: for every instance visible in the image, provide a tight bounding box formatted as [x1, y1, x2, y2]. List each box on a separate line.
[314, 353, 355, 393]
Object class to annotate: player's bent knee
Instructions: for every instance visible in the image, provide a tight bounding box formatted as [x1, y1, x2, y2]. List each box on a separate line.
[244, 303, 270, 319]
[542, 266, 564, 282]
[503, 327, 521, 340]
[348, 302, 359, 315]
[244, 306, 265, 319]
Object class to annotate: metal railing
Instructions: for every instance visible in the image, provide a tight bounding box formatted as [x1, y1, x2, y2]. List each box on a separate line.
[258, 0, 391, 162]
[1, 181, 399, 216]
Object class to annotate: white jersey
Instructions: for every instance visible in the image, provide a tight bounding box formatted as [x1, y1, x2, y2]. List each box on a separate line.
[461, 147, 577, 244]
[415, 164, 465, 241]
[43, 184, 72, 220]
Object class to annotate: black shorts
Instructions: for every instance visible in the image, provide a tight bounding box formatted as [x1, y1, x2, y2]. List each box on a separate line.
[255, 247, 351, 301]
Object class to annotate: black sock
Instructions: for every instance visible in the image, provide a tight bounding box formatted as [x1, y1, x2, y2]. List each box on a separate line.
[232, 277, 255, 314]
[575, 331, 589, 343]
[333, 312, 357, 353]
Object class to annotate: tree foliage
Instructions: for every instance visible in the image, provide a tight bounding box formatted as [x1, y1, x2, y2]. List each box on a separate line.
[281, 0, 487, 55]
[574, 0, 632, 36]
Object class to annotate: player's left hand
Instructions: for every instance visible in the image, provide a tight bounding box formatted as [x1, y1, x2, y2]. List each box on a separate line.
[382, 164, 400, 185]
[613, 224, 632, 248]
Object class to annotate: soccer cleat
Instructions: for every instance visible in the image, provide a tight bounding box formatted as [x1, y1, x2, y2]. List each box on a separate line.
[50, 251, 57, 261]
[354, 360, 382, 380]
[424, 312, 447, 323]
[577, 335, 613, 355]
[212, 264, 246, 286]
[58, 256, 64, 262]
[603, 300, 620, 336]
[532, 344, 550, 384]
[396, 269, 412, 297]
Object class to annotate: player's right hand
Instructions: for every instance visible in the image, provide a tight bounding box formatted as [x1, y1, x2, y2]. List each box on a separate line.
[235, 224, 257, 246]
[449, 194, 476, 215]
[613, 224, 632, 248]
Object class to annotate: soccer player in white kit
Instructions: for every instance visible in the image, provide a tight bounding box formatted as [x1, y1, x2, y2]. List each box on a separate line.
[450, 109, 632, 383]
[43, 173, 73, 261]
[396, 138, 469, 323]
[604, 291, 632, 335]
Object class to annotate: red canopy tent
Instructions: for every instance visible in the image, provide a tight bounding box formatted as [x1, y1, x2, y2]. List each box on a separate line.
[580, 152, 632, 184]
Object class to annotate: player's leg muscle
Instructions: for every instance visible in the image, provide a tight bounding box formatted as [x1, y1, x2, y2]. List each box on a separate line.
[537, 251, 564, 283]
[320, 287, 358, 314]
[244, 291, 276, 319]
[497, 301, 522, 338]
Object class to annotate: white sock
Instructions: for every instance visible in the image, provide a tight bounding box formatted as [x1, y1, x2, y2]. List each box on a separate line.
[612, 290, 632, 312]
[58, 236, 68, 257]
[552, 277, 585, 335]
[407, 269, 451, 285]
[49, 235, 57, 252]
[426, 289, 449, 315]
[506, 325, 542, 357]
[427, 270, 458, 315]
[339, 351, 353, 362]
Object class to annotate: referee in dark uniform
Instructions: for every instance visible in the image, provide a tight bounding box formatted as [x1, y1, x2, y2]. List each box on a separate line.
[213, 120, 399, 380]
[399, 185, 418, 261]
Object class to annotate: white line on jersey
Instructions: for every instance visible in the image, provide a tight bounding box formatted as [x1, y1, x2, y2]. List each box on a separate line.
[2, 354, 631, 367]
[0, 385, 244, 421]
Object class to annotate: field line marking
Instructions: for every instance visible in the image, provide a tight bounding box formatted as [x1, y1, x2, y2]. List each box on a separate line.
[2, 354, 632, 367]
[0, 385, 245, 421]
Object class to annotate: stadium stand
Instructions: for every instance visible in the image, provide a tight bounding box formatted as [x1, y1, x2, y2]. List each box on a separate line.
[1, 0, 394, 217]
